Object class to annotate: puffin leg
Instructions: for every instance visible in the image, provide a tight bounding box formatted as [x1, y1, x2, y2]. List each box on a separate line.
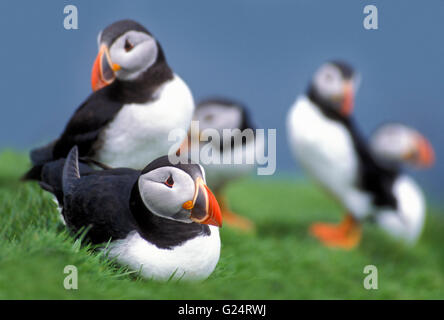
[217, 192, 255, 232]
[309, 213, 362, 249]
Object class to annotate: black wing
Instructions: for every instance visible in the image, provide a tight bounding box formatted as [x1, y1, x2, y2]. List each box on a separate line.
[63, 167, 139, 244]
[61, 147, 139, 244]
[25, 154, 95, 205]
[47, 86, 124, 162]
[30, 140, 58, 166]
[306, 94, 399, 210]
[346, 119, 399, 209]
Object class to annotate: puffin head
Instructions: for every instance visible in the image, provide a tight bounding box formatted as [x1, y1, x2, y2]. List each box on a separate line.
[370, 123, 435, 168]
[91, 19, 166, 91]
[192, 98, 254, 149]
[195, 98, 252, 132]
[309, 60, 360, 117]
[135, 156, 222, 227]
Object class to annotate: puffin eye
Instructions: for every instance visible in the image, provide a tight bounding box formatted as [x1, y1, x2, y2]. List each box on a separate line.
[164, 175, 174, 188]
[124, 39, 134, 52]
[324, 73, 333, 82]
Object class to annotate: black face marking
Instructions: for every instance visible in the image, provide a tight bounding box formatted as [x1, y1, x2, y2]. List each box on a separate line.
[129, 182, 211, 250]
[165, 174, 174, 188]
[124, 38, 134, 52]
[141, 156, 204, 181]
[100, 19, 151, 47]
[330, 60, 354, 79]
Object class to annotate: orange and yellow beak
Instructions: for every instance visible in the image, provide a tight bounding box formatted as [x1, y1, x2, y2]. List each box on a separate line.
[340, 80, 354, 116]
[406, 134, 435, 168]
[91, 44, 121, 92]
[182, 177, 222, 227]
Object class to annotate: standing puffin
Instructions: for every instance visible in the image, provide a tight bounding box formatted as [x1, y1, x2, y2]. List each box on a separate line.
[180, 98, 262, 232]
[369, 123, 434, 243]
[27, 19, 193, 172]
[286, 61, 433, 249]
[38, 146, 222, 281]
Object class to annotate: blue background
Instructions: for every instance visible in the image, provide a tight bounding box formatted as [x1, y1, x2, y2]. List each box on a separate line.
[0, 0, 442, 200]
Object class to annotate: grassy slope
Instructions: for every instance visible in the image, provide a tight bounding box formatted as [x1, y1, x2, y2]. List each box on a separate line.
[0, 150, 444, 299]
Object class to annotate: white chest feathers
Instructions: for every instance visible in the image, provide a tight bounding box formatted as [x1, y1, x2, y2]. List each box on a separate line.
[286, 96, 371, 218]
[96, 74, 194, 169]
[374, 175, 426, 244]
[106, 226, 221, 281]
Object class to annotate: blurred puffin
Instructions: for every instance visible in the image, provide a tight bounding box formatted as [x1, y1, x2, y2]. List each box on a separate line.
[369, 123, 434, 243]
[26, 19, 193, 174]
[38, 146, 222, 281]
[287, 61, 434, 249]
[180, 98, 262, 232]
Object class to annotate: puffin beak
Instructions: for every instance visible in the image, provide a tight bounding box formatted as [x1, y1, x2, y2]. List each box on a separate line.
[182, 177, 222, 227]
[176, 132, 191, 156]
[91, 44, 121, 92]
[406, 135, 435, 168]
[340, 81, 354, 116]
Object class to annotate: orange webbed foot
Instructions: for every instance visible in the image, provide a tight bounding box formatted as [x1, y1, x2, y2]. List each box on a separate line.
[309, 214, 362, 250]
[223, 209, 256, 232]
[217, 192, 255, 233]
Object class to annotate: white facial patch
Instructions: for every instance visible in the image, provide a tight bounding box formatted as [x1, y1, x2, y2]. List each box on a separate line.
[194, 104, 242, 133]
[370, 124, 417, 162]
[313, 63, 344, 101]
[109, 30, 158, 81]
[138, 167, 195, 220]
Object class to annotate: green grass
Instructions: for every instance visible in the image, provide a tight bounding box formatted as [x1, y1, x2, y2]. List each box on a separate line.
[1, 150, 444, 299]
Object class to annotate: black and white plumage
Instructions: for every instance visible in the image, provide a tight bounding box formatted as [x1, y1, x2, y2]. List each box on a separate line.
[188, 98, 263, 192]
[38, 147, 222, 281]
[287, 61, 384, 221]
[287, 61, 434, 245]
[178, 98, 262, 231]
[369, 123, 434, 243]
[28, 19, 194, 174]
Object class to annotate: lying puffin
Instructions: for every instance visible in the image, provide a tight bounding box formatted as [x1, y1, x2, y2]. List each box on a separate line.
[38, 146, 222, 281]
[27, 19, 194, 175]
[369, 123, 434, 243]
[287, 61, 433, 249]
[180, 98, 262, 231]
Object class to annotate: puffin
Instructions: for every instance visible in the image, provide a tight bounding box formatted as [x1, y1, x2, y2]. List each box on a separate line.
[368, 123, 434, 243]
[26, 19, 194, 175]
[37, 146, 222, 281]
[180, 98, 262, 231]
[286, 60, 434, 249]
